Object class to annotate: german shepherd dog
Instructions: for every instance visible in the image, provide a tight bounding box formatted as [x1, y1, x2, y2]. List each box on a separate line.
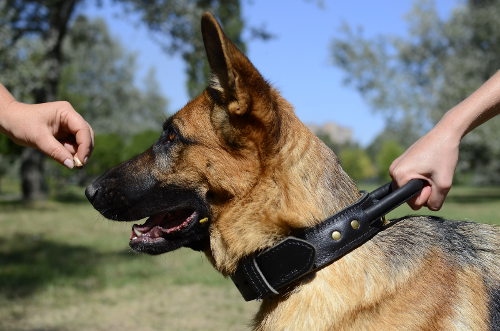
[86, 13, 499, 330]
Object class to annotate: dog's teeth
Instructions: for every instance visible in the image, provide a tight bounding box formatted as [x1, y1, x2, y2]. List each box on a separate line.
[134, 228, 143, 237]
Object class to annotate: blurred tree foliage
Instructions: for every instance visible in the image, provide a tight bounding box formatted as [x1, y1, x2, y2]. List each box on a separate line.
[114, 0, 272, 97]
[376, 140, 404, 182]
[365, 119, 416, 181]
[59, 16, 167, 135]
[331, 0, 500, 184]
[86, 130, 159, 178]
[85, 133, 125, 178]
[0, 135, 22, 193]
[0, 0, 78, 200]
[0, 6, 167, 198]
[339, 148, 375, 182]
[0, 0, 261, 199]
[316, 132, 345, 155]
[121, 129, 159, 161]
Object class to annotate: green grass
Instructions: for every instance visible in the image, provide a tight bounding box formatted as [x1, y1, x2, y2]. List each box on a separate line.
[0, 185, 498, 330]
[0, 199, 258, 331]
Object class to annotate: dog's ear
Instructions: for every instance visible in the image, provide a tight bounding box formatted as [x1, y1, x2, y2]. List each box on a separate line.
[201, 12, 271, 118]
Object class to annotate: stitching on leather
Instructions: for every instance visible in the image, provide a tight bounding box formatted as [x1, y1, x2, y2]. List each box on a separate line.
[304, 194, 378, 241]
[312, 217, 382, 268]
[243, 259, 266, 297]
[306, 195, 371, 235]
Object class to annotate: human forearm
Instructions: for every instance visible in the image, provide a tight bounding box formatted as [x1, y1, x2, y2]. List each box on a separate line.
[436, 70, 500, 140]
[390, 70, 500, 211]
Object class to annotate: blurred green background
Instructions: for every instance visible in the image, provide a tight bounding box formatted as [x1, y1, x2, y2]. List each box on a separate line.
[1, 0, 499, 330]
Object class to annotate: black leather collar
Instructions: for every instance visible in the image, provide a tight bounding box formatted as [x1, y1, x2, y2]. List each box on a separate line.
[231, 179, 425, 301]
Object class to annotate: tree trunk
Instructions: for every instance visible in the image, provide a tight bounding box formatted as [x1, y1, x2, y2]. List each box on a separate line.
[18, 0, 78, 201]
[20, 148, 48, 201]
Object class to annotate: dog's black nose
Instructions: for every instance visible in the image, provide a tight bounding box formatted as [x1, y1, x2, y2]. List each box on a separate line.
[85, 183, 99, 203]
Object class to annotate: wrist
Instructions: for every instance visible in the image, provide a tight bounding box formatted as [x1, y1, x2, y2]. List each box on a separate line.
[430, 117, 462, 148]
[0, 84, 18, 136]
[0, 84, 16, 113]
[435, 103, 476, 142]
[0, 103, 18, 138]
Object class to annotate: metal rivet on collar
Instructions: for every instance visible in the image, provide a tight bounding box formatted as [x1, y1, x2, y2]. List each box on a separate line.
[350, 220, 360, 230]
[331, 231, 342, 240]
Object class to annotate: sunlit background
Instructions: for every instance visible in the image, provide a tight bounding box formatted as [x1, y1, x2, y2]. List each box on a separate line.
[1, 0, 499, 330]
[83, 0, 457, 145]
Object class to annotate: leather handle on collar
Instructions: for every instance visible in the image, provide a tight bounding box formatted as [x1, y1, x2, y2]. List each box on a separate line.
[231, 179, 425, 301]
[365, 179, 426, 222]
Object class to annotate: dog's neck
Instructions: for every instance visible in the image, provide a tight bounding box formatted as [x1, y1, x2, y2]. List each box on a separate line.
[299, 133, 361, 221]
[271, 105, 361, 225]
[206, 96, 374, 329]
[208, 95, 361, 275]
[248, 109, 392, 329]
[251, 122, 379, 329]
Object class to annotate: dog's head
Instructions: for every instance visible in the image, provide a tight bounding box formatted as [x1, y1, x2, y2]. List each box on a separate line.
[86, 13, 357, 273]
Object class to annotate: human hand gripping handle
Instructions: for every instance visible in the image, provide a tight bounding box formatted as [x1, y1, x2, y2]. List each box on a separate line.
[389, 127, 459, 211]
[390, 70, 500, 211]
[0, 84, 94, 169]
[365, 179, 426, 221]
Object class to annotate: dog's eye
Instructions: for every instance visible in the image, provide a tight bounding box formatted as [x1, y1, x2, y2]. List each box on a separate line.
[167, 132, 176, 142]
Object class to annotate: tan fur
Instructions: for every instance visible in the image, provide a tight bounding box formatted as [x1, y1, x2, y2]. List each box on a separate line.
[89, 13, 499, 330]
[197, 14, 498, 330]
[253, 242, 493, 331]
[164, 14, 498, 330]
[157, 66, 360, 273]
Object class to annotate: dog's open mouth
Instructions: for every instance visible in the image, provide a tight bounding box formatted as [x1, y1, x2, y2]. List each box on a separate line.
[129, 209, 209, 254]
[130, 209, 198, 242]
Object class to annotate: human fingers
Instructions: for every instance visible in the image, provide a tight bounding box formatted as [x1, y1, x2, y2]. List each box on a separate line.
[74, 124, 93, 165]
[58, 104, 94, 165]
[390, 158, 432, 210]
[426, 177, 452, 211]
[407, 185, 431, 210]
[63, 141, 77, 155]
[89, 124, 95, 149]
[36, 134, 76, 168]
[390, 168, 431, 210]
[389, 155, 408, 187]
